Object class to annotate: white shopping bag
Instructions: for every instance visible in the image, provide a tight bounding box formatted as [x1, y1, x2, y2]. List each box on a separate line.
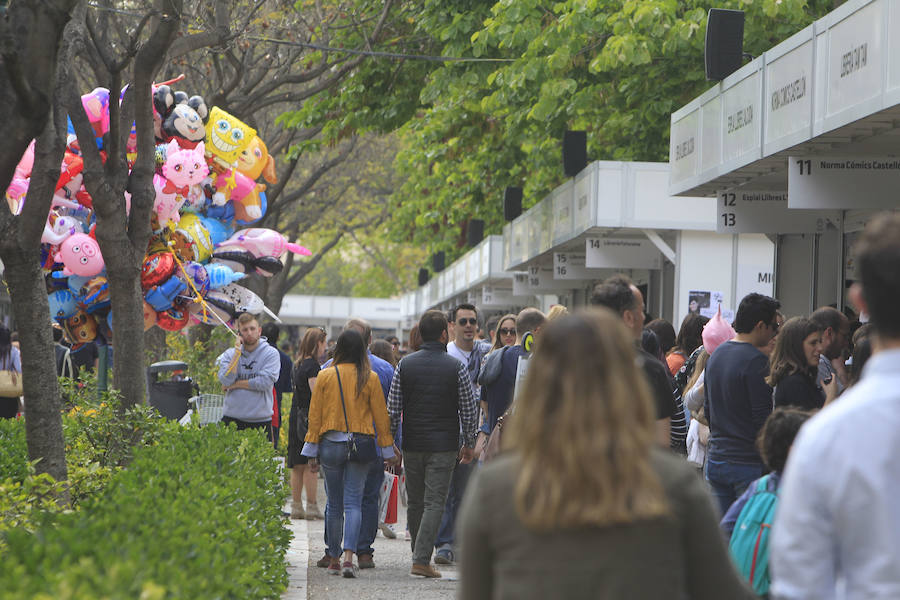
[378, 470, 399, 524]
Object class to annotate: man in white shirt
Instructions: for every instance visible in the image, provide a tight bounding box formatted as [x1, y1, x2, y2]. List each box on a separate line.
[771, 213, 900, 599]
[435, 303, 490, 565]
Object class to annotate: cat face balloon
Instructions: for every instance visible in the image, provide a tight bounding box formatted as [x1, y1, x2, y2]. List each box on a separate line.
[153, 140, 208, 227]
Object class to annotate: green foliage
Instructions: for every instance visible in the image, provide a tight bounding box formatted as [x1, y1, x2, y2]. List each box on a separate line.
[0, 465, 68, 546]
[61, 380, 177, 507]
[0, 417, 28, 484]
[0, 425, 289, 599]
[163, 328, 233, 395]
[390, 0, 835, 265]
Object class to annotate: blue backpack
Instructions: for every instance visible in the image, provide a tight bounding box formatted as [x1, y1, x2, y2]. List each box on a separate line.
[728, 474, 778, 596]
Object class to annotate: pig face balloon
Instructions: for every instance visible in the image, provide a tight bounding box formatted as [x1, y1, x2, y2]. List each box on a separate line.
[53, 233, 104, 277]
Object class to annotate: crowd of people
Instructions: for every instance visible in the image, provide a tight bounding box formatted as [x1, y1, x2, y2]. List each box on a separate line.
[36, 210, 875, 596]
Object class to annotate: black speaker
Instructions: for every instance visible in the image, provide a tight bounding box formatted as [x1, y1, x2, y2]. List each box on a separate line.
[705, 9, 745, 81]
[467, 219, 484, 247]
[563, 130, 587, 177]
[432, 251, 445, 273]
[503, 187, 522, 221]
[418, 268, 429, 286]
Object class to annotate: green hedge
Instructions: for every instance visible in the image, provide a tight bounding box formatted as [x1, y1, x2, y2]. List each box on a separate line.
[0, 417, 28, 484]
[0, 424, 290, 599]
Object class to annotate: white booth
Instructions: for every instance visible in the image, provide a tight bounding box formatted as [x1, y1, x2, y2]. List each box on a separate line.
[503, 160, 773, 323]
[669, 0, 900, 317]
[399, 235, 533, 323]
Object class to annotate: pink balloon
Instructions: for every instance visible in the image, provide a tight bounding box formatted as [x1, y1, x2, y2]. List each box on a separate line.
[216, 228, 311, 258]
[53, 233, 104, 277]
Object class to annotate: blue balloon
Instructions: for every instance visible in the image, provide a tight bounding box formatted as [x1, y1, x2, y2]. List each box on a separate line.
[48, 289, 78, 320]
[201, 216, 234, 248]
[206, 263, 245, 289]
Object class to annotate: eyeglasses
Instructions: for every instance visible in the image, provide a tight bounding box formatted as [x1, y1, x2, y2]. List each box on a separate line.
[499, 328, 516, 336]
[457, 318, 477, 326]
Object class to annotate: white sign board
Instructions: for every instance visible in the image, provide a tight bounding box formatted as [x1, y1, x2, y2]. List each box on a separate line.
[670, 110, 699, 187]
[585, 237, 662, 270]
[765, 40, 813, 153]
[481, 286, 515, 307]
[525, 265, 576, 291]
[512, 272, 530, 296]
[825, 1, 882, 120]
[716, 190, 834, 233]
[737, 263, 775, 300]
[553, 252, 603, 280]
[722, 69, 761, 164]
[788, 156, 900, 209]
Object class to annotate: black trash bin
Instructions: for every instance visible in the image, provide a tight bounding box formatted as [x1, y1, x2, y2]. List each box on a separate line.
[147, 360, 197, 420]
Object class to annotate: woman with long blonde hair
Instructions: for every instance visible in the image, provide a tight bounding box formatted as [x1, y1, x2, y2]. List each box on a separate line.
[458, 309, 752, 599]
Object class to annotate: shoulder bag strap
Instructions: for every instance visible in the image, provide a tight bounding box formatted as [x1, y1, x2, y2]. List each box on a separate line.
[334, 366, 351, 434]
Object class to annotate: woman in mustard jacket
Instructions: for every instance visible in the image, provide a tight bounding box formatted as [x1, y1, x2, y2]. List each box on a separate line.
[301, 329, 396, 578]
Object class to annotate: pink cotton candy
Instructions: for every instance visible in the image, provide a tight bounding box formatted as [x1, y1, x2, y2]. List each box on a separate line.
[702, 306, 735, 354]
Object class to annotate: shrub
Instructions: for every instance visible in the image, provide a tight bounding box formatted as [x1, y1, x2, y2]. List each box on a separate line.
[62, 380, 176, 507]
[0, 417, 28, 483]
[0, 424, 289, 599]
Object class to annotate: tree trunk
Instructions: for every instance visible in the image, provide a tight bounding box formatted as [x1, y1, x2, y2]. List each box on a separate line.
[101, 242, 147, 408]
[144, 327, 168, 364]
[0, 249, 68, 487]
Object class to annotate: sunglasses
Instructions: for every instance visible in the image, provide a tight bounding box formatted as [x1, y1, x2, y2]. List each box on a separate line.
[499, 328, 516, 336]
[457, 318, 477, 326]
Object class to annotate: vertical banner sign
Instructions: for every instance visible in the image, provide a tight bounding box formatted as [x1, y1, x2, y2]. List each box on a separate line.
[788, 156, 900, 209]
[585, 237, 662, 270]
[716, 190, 834, 233]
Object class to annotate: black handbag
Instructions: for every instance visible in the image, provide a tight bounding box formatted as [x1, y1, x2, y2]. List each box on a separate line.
[334, 366, 378, 463]
[477, 346, 508, 387]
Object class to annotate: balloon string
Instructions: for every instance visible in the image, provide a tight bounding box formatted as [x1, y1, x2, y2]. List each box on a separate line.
[166, 242, 239, 341]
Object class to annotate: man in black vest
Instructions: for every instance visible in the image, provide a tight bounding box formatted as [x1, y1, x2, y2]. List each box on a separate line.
[388, 309, 478, 578]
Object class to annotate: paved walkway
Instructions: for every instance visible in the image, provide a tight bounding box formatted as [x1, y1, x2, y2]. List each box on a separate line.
[283, 477, 459, 599]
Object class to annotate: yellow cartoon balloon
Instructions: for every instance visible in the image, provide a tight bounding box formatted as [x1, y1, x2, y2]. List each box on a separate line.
[173, 212, 213, 263]
[206, 107, 256, 166]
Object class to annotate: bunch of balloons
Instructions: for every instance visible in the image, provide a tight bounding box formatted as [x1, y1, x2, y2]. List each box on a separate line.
[5, 77, 311, 349]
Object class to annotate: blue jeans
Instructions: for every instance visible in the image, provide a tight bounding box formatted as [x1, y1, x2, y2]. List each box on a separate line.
[356, 456, 384, 556]
[319, 439, 371, 557]
[435, 460, 474, 549]
[705, 458, 764, 517]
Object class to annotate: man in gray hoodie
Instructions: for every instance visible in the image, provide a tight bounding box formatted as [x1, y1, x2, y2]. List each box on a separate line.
[217, 313, 282, 441]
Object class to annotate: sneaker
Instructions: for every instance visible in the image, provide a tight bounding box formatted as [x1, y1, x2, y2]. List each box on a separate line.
[341, 561, 359, 578]
[358, 553, 375, 569]
[410, 563, 442, 578]
[327, 558, 341, 575]
[434, 548, 454, 565]
[316, 553, 332, 568]
[290, 501, 305, 520]
[379, 522, 397, 539]
[305, 502, 323, 520]
[404, 529, 411, 542]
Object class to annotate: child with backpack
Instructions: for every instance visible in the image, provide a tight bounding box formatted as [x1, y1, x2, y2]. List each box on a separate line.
[721, 407, 812, 597]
